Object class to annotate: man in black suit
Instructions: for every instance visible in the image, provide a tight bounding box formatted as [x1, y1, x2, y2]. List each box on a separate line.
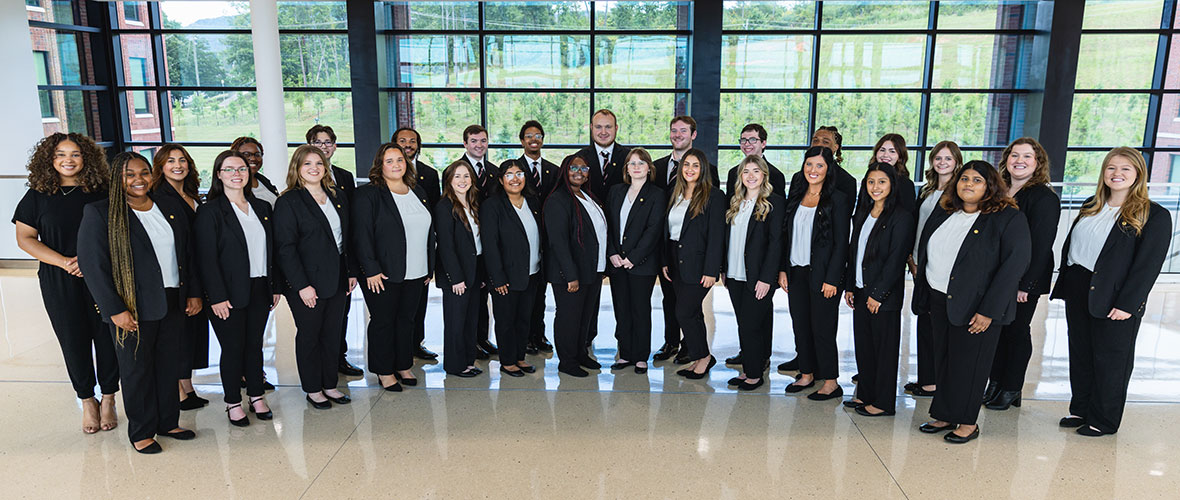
[307, 124, 364, 377]
[456, 124, 499, 357]
[724, 123, 786, 197]
[394, 126, 442, 360]
[574, 109, 629, 203]
[653, 115, 721, 193]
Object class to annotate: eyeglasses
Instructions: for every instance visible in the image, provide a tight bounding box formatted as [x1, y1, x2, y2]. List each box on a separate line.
[240, 151, 264, 158]
[523, 133, 544, 140]
[220, 167, 249, 174]
[569, 165, 590, 173]
[312, 140, 335, 147]
[738, 137, 763, 145]
[503, 171, 527, 179]
[626, 160, 648, 167]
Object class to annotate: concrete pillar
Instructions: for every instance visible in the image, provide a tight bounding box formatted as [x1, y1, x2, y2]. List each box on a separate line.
[250, 0, 287, 189]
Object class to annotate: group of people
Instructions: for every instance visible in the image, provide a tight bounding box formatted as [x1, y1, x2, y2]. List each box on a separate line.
[13, 109, 1170, 453]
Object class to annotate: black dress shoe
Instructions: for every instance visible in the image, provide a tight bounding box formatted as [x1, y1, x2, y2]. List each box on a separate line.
[652, 344, 679, 361]
[919, 421, 953, 434]
[325, 393, 351, 404]
[580, 357, 601, 370]
[227, 404, 250, 426]
[843, 399, 865, 409]
[338, 360, 364, 376]
[679, 356, 715, 380]
[160, 429, 196, 440]
[910, 387, 936, 397]
[981, 381, 1000, 405]
[380, 381, 403, 393]
[471, 367, 483, 375]
[394, 372, 418, 386]
[1076, 425, 1113, 437]
[516, 364, 536, 374]
[777, 357, 799, 372]
[724, 353, 743, 365]
[610, 361, 635, 370]
[851, 374, 859, 383]
[727, 376, 745, 386]
[249, 397, 273, 420]
[634, 365, 648, 374]
[784, 381, 815, 394]
[525, 343, 540, 355]
[673, 352, 691, 364]
[306, 395, 333, 409]
[984, 390, 1022, 410]
[904, 382, 918, 392]
[737, 378, 764, 391]
[478, 340, 499, 355]
[537, 338, 554, 352]
[558, 365, 589, 377]
[854, 406, 895, 417]
[500, 366, 526, 378]
[475, 346, 491, 360]
[413, 344, 439, 360]
[454, 369, 480, 378]
[1059, 416, 1086, 428]
[134, 441, 163, 454]
[262, 380, 276, 391]
[944, 427, 980, 443]
[807, 385, 844, 401]
[179, 395, 206, 411]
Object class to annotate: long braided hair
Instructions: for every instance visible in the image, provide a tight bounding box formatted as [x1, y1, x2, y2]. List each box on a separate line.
[107, 151, 151, 347]
[547, 154, 596, 248]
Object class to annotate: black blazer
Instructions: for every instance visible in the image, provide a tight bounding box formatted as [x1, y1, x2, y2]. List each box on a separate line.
[664, 188, 728, 284]
[725, 194, 787, 290]
[1013, 184, 1061, 295]
[913, 206, 1031, 326]
[415, 160, 442, 209]
[725, 160, 786, 198]
[152, 180, 201, 222]
[352, 183, 435, 283]
[433, 197, 482, 289]
[781, 190, 852, 291]
[78, 195, 199, 323]
[895, 176, 917, 219]
[575, 143, 630, 202]
[273, 188, 355, 297]
[654, 153, 722, 193]
[504, 155, 560, 201]
[456, 155, 500, 202]
[194, 196, 278, 307]
[606, 182, 666, 277]
[331, 165, 356, 202]
[845, 208, 916, 311]
[789, 167, 857, 216]
[544, 189, 604, 285]
[482, 193, 543, 290]
[1051, 200, 1171, 318]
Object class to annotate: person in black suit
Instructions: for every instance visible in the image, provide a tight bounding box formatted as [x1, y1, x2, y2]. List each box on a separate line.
[274, 145, 357, 409]
[870, 134, 917, 215]
[780, 146, 851, 400]
[231, 137, 279, 207]
[912, 160, 1031, 444]
[653, 116, 721, 192]
[353, 144, 434, 391]
[394, 126, 442, 361]
[842, 163, 915, 416]
[724, 123, 786, 198]
[507, 120, 559, 354]
[984, 138, 1060, 410]
[455, 124, 499, 358]
[195, 150, 284, 426]
[575, 109, 631, 203]
[661, 148, 726, 379]
[78, 151, 202, 454]
[435, 160, 486, 377]
[722, 155, 784, 390]
[484, 161, 545, 376]
[1051, 147, 1171, 437]
[606, 148, 666, 374]
[544, 155, 608, 377]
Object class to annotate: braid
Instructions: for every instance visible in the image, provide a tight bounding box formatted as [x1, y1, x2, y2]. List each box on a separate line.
[107, 152, 141, 349]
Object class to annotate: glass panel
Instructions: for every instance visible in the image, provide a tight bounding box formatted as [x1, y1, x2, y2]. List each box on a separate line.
[279, 34, 351, 87]
[376, 2, 479, 31]
[718, 149, 805, 176]
[721, 35, 812, 89]
[928, 93, 1021, 146]
[119, 34, 155, 87]
[159, 1, 250, 29]
[1062, 150, 1110, 197]
[1149, 152, 1180, 198]
[277, 1, 348, 29]
[484, 2, 590, 30]
[819, 35, 926, 89]
[163, 33, 256, 87]
[29, 30, 86, 86]
[25, 0, 76, 24]
[594, 36, 689, 89]
[820, 1, 930, 30]
[838, 149, 876, 179]
[392, 92, 480, 145]
[122, 1, 145, 25]
[486, 93, 590, 146]
[1075, 34, 1158, 89]
[128, 57, 151, 113]
[595, 1, 690, 30]
[484, 35, 590, 88]
[40, 90, 99, 138]
[389, 35, 480, 87]
[592, 92, 688, 145]
[722, 1, 815, 30]
[169, 90, 260, 142]
[125, 90, 162, 140]
[937, 1, 1038, 30]
[1156, 93, 1180, 147]
[1082, 0, 1164, 29]
[1068, 93, 1150, 146]
[719, 93, 811, 148]
[1168, 24, 1180, 89]
[413, 147, 468, 175]
[284, 91, 354, 142]
[815, 93, 922, 146]
[933, 35, 1031, 89]
[488, 147, 582, 166]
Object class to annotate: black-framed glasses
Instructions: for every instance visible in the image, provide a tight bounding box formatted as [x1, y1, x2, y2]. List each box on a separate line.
[569, 165, 590, 173]
[240, 151, 264, 158]
[523, 133, 544, 140]
[738, 137, 763, 145]
[312, 140, 335, 147]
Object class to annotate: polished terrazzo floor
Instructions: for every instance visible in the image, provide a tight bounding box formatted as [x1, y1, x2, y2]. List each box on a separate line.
[1, 268, 1178, 499]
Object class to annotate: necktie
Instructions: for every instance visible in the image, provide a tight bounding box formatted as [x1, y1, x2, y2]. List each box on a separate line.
[669, 158, 679, 183]
[600, 150, 609, 175]
[531, 160, 541, 186]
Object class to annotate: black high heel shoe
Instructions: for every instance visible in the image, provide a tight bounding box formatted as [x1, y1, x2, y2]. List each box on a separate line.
[984, 390, 1021, 410]
[249, 397, 273, 420]
[981, 381, 1000, 405]
[679, 356, 715, 380]
[394, 372, 418, 387]
[226, 403, 250, 427]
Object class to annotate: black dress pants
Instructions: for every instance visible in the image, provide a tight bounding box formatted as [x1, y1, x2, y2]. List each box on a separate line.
[40, 269, 119, 399]
[989, 296, 1039, 391]
[928, 291, 1000, 426]
[915, 312, 935, 386]
[493, 274, 540, 366]
[111, 288, 182, 443]
[180, 305, 210, 373]
[658, 271, 680, 349]
[552, 277, 601, 371]
[1060, 265, 1141, 433]
[210, 278, 270, 404]
[669, 249, 711, 362]
[528, 277, 548, 344]
[727, 281, 774, 377]
[443, 282, 480, 374]
[290, 259, 347, 393]
[338, 290, 353, 363]
[787, 266, 840, 380]
[610, 270, 656, 363]
[363, 277, 425, 375]
[851, 288, 902, 413]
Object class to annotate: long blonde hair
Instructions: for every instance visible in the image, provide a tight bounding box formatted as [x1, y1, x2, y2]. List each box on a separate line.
[668, 148, 713, 218]
[1078, 147, 1152, 235]
[283, 145, 337, 195]
[726, 154, 773, 223]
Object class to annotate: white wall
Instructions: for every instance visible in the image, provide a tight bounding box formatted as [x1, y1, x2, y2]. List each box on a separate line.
[1, 2, 50, 259]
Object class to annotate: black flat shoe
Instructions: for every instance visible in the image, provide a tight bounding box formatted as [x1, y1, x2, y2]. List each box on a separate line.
[558, 365, 589, 378]
[784, 381, 815, 394]
[161, 429, 196, 440]
[652, 344, 679, 361]
[475, 347, 491, 360]
[611, 361, 635, 370]
[919, 421, 952, 434]
[944, 427, 980, 443]
[226, 404, 250, 427]
[338, 360, 364, 376]
[981, 381, 1000, 405]
[133, 441, 162, 454]
[381, 382, 403, 393]
[500, 366, 526, 378]
[904, 382, 918, 392]
[525, 343, 540, 355]
[537, 338, 554, 352]
[516, 364, 536, 374]
[262, 380, 276, 391]
[325, 393, 351, 404]
[855, 406, 895, 417]
[179, 395, 206, 411]
[454, 369, 480, 378]
[1076, 425, 1113, 437]
[984, 390, 1022, 410]
[306, 395, 332, 409]
[681, 356, 715, 380]
[777, 357, 799, 372]
[1059, 416, 1086, 428]
[580, 357, 601, 370]
[727, 376, 745, 386]
[724, 353, 743, 365]
[249, 397, 273, 420]
[851, 374, 859, 383]
[843, 399, 865, 409]
[413, 344, 439, 360]
[478, 340, 499, 355]
[807, 385, 843, 401]
[737, 379, 764, 391]
[634, 365, 648, 374]
[673, 352, 691, 364]
[910, 387, 936, 397]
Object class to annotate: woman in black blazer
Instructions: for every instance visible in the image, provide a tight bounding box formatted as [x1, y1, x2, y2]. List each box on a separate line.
[985, 138, 1061, 410]
[871, 134, 918, 216]
[912, 160, 1030, 443]
[274, 145, 356, 408]
[78, 151, 203, 454]
[606, 148, 666, 374]
[1051, 147, 1171, 437]
[843, 163, 915, 415]
[484, 161, 545, 376]
[780, 146, 850, 400]
[723, 155, 784, 390]
[435, 160, 485, 377]
[545, 155, 608, 377]
[353, 144, 434, 391]
[195, 150, 282, 426]
[150, 144, 211, 410]
[661, 148, 726, 379]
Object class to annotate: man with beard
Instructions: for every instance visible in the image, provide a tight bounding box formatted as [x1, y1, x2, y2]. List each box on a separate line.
[575, 109, 630, 203]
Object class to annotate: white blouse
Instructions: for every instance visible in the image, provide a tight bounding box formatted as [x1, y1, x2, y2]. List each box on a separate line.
[576, 193, 608, 273]
[726, 200, 756, 282]
[232, 202, 268, 278]
[915, 189, 943, 255]
[252, 184, 278, 207]
[1067, 203, 1121, 272]
[668, 197, 690, 242]
[465, 207, 482, 256]
[513, 201, 542, 275]
[316, 196, 343, 254]
[133, 204, 180, 288]
[924, 210, 980, 294]
[789, 205, 816, 267]
[855, 215, 878, 289]
[392, 191, 431, 280]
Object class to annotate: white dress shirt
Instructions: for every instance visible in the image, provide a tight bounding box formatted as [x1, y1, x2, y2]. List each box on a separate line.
[232, 202, 268, 278]
[726, 199, 755, 282]
[925, 210, 980, 294]
[1067, 203, 1121, 272]
[789, 205, 816, 267]
[133, 204, 180, 288]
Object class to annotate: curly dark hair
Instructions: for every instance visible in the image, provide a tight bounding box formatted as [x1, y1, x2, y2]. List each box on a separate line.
[940, 160, 1018, 215]
[26, 133, 108, 194]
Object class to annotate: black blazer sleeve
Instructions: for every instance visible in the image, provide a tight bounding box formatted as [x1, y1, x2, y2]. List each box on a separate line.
[78, 201, 127, 320]
[702, 189, 728, 279]
[1018, 185, 1061, 295]
[1112, 203, 1172, 314]
[824, 190, 852, 288]
[433, 198, 467, 286]
[868, 211, 916, 306]
[976, 209, 1032, 322]
[350, 186, 384, 278]
[193, 202, 229, 305]
[481, 197, 509, 289]
[755, 195, 786, 285]
[606, 186, 624, 258]
[627, 185, 666, 272]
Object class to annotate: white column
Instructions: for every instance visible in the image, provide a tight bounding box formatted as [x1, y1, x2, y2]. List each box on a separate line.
[1, 1, 44, 175]
[250, 0, 287, 189]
